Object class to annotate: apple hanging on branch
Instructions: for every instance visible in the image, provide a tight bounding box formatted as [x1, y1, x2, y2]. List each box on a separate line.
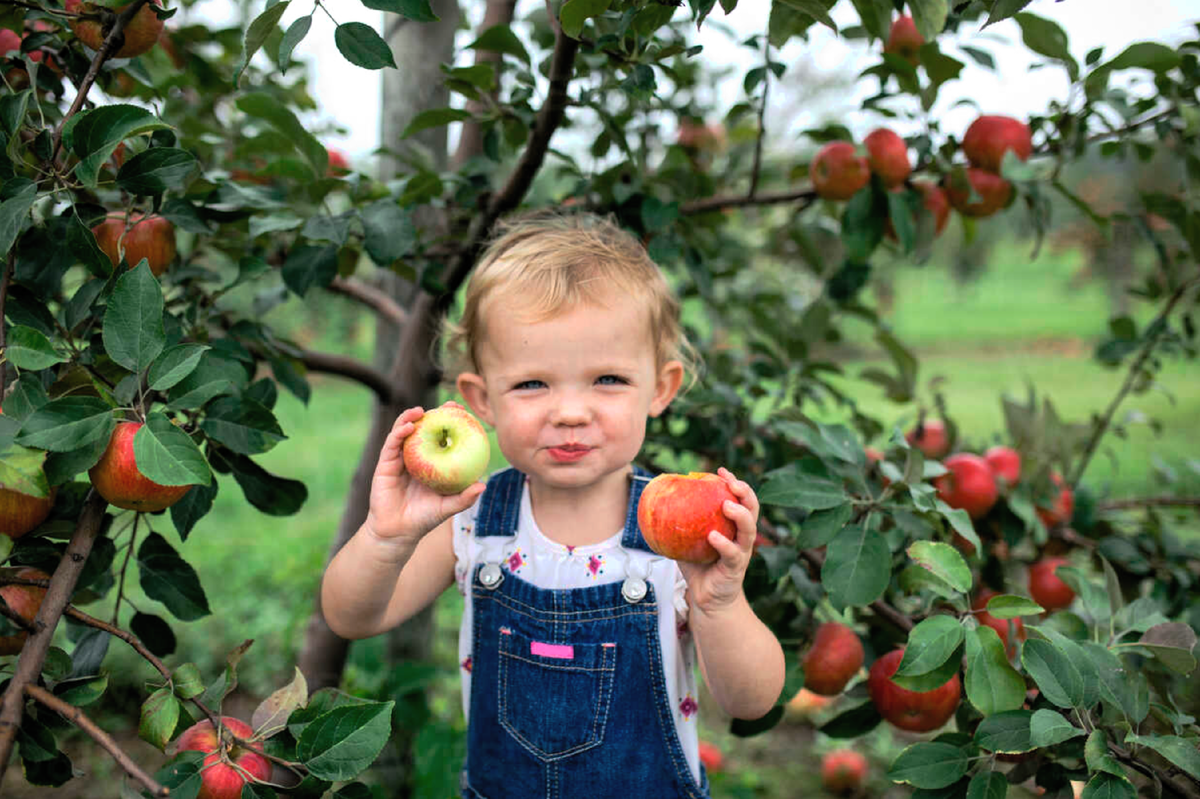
[867, 647, 961, 733]
[92, 213, 178, 277]
[66, 0, 165, 58]
[0, 567, 51, 655]
[88, 421, 193, 512]
[175, 717, 271, 799]
[800, 621, 864, 696]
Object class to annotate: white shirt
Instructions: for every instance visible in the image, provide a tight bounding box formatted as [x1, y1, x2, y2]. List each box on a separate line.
[451, 482, 703, 783]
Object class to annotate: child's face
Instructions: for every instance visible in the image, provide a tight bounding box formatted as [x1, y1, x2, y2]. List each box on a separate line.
[457, 290, 682, 494]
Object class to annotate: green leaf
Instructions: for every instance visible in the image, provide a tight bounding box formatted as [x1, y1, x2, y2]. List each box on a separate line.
[148, 345, 209, 391]
[906, 541, 971, 593]
[54, 674, 108, 706]
[296, 701, 396, 781]
[361, 0, 439, 21]
[822, 524, 890, 610]
[69, 105, 172, 188]
[1085, 729, 1126, 779]
[760, 473, 847, 510]
[7, 325, 67, 370]
[1104, 42, 1181, 73]
[236, 92, 327, 178]
[1137, 622, 1198, 674]
[895, 616, 963, 678]
[234, 0, 290, 86]
[16, 398, 115, 453]
[466, 25, 529, 65]
[974, 709, 1032, 753]
[1125, 734, 1200, 781]
[985, 594, 1044, 619]
[982, 0, 1034, 27]
[934, 502, 980, 554]
[135, 413, 211, 487]
[964, 626, 1026, 715]
[1022, 638, 1084, 708]
[888, 742, 969, 789]
[1013, 12, 1078, 79]
[0, 180, 37, 256]
[359, 200, 415, 265]
[154, 752, 205, 797]
[67, 212, 113, 278]
[116, 148, 197, 196]
[171, 663, 205, 700]
[402, 108, 472, 139]
[1079, 641, 1144, 722]
[138, 531, 211, 621]
[848, 0, 891, 41]
[775, 0, 837, 33]
[103, 261, 165, 375]
[966, 771, 1007, 799]
[279, 14, 312, 70]
[1030, 708, 1085, 747]
[282, 243, 339, 297]
[335, 22, 396, 70]
[223, 452, 308, 516]
[200, 396, 286, 456]
[842, 185, 886, 261]
[907, 0, 948, 41]
[560, 0, 611, 39]
[138, 686, 179, 751]
[796, 503, 852, 547]
[1080, 773, 1135, 799]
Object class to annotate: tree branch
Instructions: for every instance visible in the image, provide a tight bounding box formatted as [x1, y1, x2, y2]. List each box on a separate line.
[328, 276, 408, 327]
[25, 684, 168, 797]
[1068, 275, 1200, 489]
[747, 28, 770, 200]
[682, 187, 816, 216]
[0, 490, 108, 779]
[299, 348, 395, 402]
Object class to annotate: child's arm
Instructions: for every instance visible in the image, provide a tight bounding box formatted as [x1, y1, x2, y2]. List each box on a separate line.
[321, 405, 485, 640]
[678, 468, 785, 720]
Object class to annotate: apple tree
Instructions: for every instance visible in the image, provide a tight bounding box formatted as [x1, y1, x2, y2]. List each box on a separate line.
[0, 0, 1198, 797]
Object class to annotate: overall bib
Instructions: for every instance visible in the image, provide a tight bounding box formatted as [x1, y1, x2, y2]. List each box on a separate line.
[460, 467, 710, 799]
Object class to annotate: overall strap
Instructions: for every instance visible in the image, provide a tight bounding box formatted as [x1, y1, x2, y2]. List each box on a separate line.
[473, 465, 659, 555]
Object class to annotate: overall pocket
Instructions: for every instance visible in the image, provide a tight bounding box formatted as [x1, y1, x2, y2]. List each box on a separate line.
[497, 625, 618, 760]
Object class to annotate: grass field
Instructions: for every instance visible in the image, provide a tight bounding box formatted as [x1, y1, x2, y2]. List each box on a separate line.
[4, 237, 1197, 798]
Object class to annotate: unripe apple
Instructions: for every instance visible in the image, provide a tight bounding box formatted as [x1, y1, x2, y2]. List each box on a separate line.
[811, 141, 870, 201]
[89, 421, 193, 512]
[905, 418, 950, 459]
[867, 647, 961, 733]
[176, 717, 270, 799]
[884, 15, 924, 66]
[934, 453, 999, 520]
[972, 588, 1025, 656]
[864, 128, 911, 188]
[984, 446, 1020, 488]
[402, 402, 490, 495]
[0, 567, 50, 655]
[92, 213, 177, 277]
[785, 687, 834, 719]
[821, 749, 868, 795]
[1035, 472, 1074, 528]
[962, 115, 1032, 174]
[801, 621, 864, 696]
[944, 168, 1013, 218]
[1028, 556, 1075, 611]
[637, 472, 737, 564]
[697, 740, 724, 773]
[66, 0, 164, 59]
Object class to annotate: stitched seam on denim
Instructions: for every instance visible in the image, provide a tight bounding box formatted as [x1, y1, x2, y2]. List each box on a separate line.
[501, 652, 614, 672]
[471, 599, 656, 626]
[473, 589, 659, 618]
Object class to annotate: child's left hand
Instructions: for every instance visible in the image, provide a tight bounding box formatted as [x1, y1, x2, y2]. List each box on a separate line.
[677, 467, 760, 615]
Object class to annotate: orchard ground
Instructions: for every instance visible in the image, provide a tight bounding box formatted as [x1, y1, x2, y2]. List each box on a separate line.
[3, 235, 1197, 797]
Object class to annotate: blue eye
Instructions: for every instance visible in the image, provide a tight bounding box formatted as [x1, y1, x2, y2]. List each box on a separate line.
[596, 375, 628, 385]
[514, 380, 546, 390]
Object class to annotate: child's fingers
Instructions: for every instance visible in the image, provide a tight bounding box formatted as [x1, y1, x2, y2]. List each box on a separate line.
[376, 408, 425, 474]
[709, 528, 748, 563]
[441, 481, 486, 516]
[721, 500, 757, 551]
[717, 467, 759, 517]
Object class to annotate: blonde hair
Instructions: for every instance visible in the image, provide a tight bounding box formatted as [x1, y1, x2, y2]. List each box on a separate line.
[442, 211, 699, 385]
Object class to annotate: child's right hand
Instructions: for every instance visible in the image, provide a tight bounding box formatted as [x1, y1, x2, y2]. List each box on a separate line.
[364, 406, 486, 544]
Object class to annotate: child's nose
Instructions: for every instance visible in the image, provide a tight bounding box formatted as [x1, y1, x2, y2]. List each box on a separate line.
[552, 395, 590, 425]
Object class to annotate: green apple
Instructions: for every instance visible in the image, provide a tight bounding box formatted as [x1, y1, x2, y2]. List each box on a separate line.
[402, 403, 490, 495]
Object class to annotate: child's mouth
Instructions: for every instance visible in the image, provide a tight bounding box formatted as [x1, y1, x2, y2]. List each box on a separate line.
[548, 445, 590, 462]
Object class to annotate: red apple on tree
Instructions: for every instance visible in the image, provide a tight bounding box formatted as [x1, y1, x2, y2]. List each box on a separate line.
[801, 621, 864, 696]
[92, 213, 178, 277]
[175, 717, 270, 799]
[984, 446, 1021, 488]
[327, 147, 351, 176]
[962, 115, 1033, 174]
[402, 402, 491, 495]
[935, 453, 999, 520]
[0, 480, 57, 540]
[973, 588, 1026, 656]
[0, 567, 50, 655]
[637, 472, 737, 564]
[66, 0, 164, 59]
[1028, 556, 1075, 611]
[867, 647, 961, 733]
[884, 15, 924, 66]
[811, 141, 870, 201]
[944, 168, 1013, 218]
[905, 418, 950, 459]
[88, 421, 193, 512]
[1035, 472, 1074, 528]
[864, 128, 911, 188]
[886, 182, 951, 242]
[821, 749, 868, 794]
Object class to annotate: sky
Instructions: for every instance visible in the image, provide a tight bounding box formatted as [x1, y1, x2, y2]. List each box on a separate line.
[195, 1, 1198, 166]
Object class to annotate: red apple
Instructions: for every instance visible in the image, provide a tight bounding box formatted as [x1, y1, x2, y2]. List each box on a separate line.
[962, 115, 1032, 174]
[811, 141, 870, 201]
[905, 418, 950, 459]
[984, 446, 1020, 488]
[972, 588, 1025, 656]
[1, 28, 50, 89]
[697, 740, 724, 773]
[0, 567, 50, 655]
[885, 182, 951, 242]
[176, 717, 270, 799]
[88, 421, 193, 512]
[92, 213, 177, 277]
[867, 648, 961, 733]
[821, 749, 868, 794]
[944, 168, 1013, 218]
[1028, 557, 1075, 611]
[1035, 472, 1074, 528]
[402, 402, 491, 496]
[637, 472, 737, 564]
[66, 0, 163, 58]
[864, 128, 911, 188]
[801, 621, 864, 696]
[935, 453, 999, 520]
[884, 15, 924, 66]
[327, 147, 350, 176]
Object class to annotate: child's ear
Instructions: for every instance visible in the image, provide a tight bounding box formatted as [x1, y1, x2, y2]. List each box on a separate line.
[456, 372, 494, 426]
[649, 360, 684, 418]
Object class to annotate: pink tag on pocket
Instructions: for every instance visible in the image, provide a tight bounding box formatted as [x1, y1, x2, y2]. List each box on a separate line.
[530, 641, 574, 660]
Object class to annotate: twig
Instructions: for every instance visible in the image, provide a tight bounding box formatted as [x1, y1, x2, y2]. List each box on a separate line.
[1068, 275, 1200, 489]
[682, 187, 817, 216]
[329, 276, 409, 327]
[747, 29, 770, 200]
[25, 684, 168, 797]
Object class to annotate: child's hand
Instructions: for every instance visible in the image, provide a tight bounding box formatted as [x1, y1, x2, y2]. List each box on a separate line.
[677, 467, 760, 615]
[364, 405, 486, 543]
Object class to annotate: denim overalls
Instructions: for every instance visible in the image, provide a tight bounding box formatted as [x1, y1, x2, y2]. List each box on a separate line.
[459, 467, 711, 799]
